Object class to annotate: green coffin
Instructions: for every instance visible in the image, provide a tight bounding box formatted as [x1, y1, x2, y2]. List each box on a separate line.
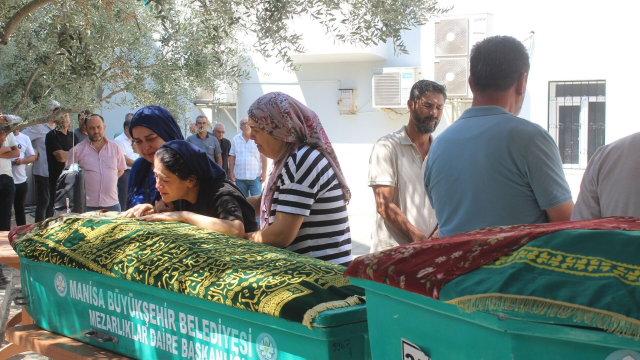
[21, 259, 370, 360]
[351, 278, 640, 360]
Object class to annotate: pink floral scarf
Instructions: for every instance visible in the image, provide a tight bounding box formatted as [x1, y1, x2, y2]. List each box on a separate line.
[248, 92, 351, 229]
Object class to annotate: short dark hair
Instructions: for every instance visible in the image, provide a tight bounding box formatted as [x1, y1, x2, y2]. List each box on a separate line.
[469, 36, 530, 93]
[409, 80, 447, 103]
[89, 113, 104, 123]
[78, 110, 91, 122]
[155, 146, 194, 181]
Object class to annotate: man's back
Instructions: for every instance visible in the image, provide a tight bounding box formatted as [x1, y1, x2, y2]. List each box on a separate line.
[424, 106, 572, 237]
[572, 132, 640, 220]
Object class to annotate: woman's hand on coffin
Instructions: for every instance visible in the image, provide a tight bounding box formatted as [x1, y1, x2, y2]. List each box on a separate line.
[120, 203, 154, 218]
[154, 200, 175, 213]
[138, 211, 184, 223]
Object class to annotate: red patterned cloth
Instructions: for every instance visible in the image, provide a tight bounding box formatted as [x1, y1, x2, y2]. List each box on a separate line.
[344, 217, 640, 299]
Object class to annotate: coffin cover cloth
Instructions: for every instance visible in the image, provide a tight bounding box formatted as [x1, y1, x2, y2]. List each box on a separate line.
[11, 213, 363, 328]
[346, 217, 640, 338]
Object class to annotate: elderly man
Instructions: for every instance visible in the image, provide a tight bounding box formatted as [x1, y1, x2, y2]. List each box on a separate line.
[572, 132, 640, 220]
[0, 113, 20, 231]
[229, 118, 267, 197]
[212, 123, 231, 175]
[424, 36, 573, 237]
[67, 114, 126, 211]
[187, 115, 222, 165]
[45, 109, 79, 217]
[368, 80, 445, 252]
[114, 113, 139, 209]
[22, 101, 57, 221]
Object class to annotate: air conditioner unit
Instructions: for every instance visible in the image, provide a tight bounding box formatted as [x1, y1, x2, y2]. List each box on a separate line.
[435, 14, 493, 57]
[372, 67, 423, 108]
[194, 85, 237, 106]
[434, 13, 493, 98]
[435, 18, 469, 57]
[434, 58, 469, 97]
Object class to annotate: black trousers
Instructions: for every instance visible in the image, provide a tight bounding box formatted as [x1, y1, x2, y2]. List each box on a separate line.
[13, 181, 28, 226]
[48, 176, 58, 218]
[34, 175, 50, 222]
[0, 174, 16, 231]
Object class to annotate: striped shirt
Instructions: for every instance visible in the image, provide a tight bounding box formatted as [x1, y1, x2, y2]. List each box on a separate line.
[270, 145, 352, 266]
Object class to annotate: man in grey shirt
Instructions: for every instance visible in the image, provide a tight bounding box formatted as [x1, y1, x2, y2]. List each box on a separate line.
[572, 132, 640, 220]
[186, 115, 222, 166]
[73, 110, 90, 143]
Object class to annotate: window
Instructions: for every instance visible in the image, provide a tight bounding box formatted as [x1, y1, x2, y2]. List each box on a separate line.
[548, 80, 606, 169]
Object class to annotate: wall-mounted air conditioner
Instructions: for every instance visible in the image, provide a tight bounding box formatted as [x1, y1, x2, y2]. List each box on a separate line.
[434, 13, 493, 98]
[372, 67, 423, 108]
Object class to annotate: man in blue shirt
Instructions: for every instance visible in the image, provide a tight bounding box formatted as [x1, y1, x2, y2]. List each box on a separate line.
[424, 36, 574, 237]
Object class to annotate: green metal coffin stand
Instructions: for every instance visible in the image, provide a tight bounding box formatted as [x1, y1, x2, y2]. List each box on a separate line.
[19, 258, 371, 360]
[350, 278, 640, 360]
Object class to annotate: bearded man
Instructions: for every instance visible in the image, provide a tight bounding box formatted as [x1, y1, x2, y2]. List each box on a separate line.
[66, 114, 126, 212]
[368, 80, 446, 252]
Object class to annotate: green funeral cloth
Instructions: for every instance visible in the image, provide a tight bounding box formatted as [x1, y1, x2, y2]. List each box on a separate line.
[13, 214, 364, 327]
[439, 229, 640, 338]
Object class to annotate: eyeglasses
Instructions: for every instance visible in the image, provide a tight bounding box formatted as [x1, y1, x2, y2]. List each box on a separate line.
[214, 130, 225, 134]
[240, 123, 249, 127]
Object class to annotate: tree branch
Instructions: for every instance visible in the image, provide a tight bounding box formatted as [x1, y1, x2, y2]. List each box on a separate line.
[99, 87, 127, 103]
[0, 0, 58, 46]
[12, 66, 41, 114]
[12, 107, 82, 131]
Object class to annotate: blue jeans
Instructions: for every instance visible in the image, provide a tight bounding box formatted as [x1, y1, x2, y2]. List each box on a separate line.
[235, 177, 262, 197]
[87, 204, 121, 212]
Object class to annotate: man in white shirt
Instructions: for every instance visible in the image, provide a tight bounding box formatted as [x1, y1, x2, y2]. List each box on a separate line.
[368, 80, 445, 252]
[228, 118, 267, 197]
[113, 113, 139, 210]
[11, 129, 36, 226]
[572, 132, 640, 220]
[0, 114, 20, 230]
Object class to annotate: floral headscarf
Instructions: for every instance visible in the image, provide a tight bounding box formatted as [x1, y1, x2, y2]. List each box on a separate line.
[248, 92, 351, 229]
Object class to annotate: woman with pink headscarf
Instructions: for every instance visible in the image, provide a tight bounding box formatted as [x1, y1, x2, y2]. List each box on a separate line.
[244, 92, 352, 266]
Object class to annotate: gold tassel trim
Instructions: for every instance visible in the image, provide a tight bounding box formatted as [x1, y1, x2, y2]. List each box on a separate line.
[302, 296, 365, 330]
[445, 294, 640, 339]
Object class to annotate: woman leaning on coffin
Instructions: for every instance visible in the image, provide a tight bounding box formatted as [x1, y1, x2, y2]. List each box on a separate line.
[242, 92, 353, 266]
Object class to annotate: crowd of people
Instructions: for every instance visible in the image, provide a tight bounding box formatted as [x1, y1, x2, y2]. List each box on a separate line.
[1, 35, 639, 284]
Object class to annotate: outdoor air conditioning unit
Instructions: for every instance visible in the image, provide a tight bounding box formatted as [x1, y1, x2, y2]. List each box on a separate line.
[434, 13, 493, 98]
[372, 67, 423, 108]
[194, 85, 237, 106]
[434, 58, 469, 97]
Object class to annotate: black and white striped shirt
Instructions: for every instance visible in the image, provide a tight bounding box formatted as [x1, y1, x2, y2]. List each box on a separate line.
[270, 145, 352, 266]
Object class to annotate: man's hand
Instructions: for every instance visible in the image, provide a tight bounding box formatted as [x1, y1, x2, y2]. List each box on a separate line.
[229, 173, 236, 182]
[260, 172, 266, 183]
[12, 158, 22, 166]
[120, 204, 154, 218]
[372, 185, 430, 243]
[53, 150, 68, 163]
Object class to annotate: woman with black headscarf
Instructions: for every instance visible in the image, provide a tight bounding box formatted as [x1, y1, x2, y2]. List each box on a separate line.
[122, 105, 184, 212]
[135, 140, 258, 237]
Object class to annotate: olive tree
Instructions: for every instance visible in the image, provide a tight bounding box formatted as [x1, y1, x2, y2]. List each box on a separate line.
[0, 0, 449, 129]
